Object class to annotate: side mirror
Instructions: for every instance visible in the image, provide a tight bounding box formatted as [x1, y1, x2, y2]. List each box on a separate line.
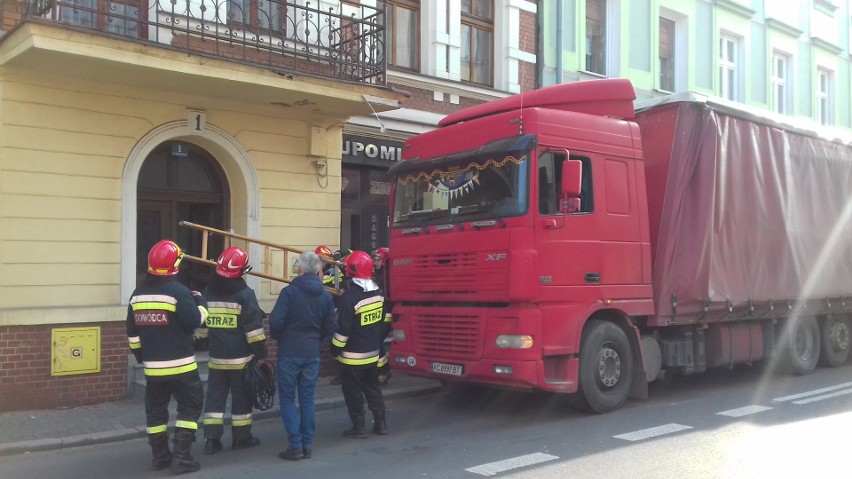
[561, 159, 582, 198]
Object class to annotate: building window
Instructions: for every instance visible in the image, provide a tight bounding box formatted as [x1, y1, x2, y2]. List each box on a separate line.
[378, 0, 419, 70]
[719, 34, 739, 101]
[461, 0, 493, 85]
[659, 17, 675, 92]
[817, 68, 833, 125]
[585, 0, 606, 75]
[771, 52, 790, 115]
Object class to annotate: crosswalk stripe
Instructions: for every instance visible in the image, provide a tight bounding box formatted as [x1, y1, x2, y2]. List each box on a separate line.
[465, 453, 559, 476]
[792, 388, 852, 405]
[773, 382, 852, 402]
[613, 423, 692, 442]
[716, 405, 773, 417]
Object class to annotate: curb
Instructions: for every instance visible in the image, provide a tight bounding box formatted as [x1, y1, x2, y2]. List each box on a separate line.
[0, 381, 443, 457]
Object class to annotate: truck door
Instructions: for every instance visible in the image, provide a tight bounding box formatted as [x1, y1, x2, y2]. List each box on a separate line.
[536, 150, 599, 294]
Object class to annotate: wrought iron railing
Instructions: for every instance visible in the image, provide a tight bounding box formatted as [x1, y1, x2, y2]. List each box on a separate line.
[21, 0, 386, 84]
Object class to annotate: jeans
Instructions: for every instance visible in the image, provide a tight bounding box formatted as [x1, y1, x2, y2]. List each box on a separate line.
[277, 356, 320, 449]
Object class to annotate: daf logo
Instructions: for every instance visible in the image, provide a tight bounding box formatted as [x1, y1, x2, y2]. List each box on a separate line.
[393, 258, 413, 266]
[486, 253, 507, 261]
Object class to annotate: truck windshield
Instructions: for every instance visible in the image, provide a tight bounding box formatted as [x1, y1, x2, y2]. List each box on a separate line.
[392, 150, 530, 228]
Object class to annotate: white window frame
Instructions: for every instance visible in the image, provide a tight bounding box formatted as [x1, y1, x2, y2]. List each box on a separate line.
[817, 68, 833, 125]
[719, 34, 740, 101]
[771, 51, 791, 115]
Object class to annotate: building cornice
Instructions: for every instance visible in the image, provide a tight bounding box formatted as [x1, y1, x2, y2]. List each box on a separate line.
[765, 18, 803, 38]
[388, 70, 513, 103]
[714, 0, 756, 19]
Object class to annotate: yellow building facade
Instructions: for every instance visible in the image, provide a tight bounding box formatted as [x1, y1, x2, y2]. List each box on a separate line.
[0, 4, 403, 410]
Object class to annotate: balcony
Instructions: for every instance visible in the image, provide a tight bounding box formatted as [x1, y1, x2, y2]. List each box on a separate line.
[20, 0, 386, 85]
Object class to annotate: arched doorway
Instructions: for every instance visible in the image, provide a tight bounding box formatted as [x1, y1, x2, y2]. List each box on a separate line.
[136, 141, 229, 290]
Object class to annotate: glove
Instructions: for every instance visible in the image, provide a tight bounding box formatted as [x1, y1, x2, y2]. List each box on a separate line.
[250, 342, 268, 360]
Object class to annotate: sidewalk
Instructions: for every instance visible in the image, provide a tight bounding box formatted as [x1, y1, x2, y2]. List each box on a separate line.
[0, 374, 442, 457]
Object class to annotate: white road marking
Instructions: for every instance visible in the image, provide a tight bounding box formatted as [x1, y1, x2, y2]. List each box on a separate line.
[613, 423, 692, 442]
[773, 381, 852, 402]
[465, 452, 559, 476]
[792, 388, 852, 405]
[716, 405, 773, 417]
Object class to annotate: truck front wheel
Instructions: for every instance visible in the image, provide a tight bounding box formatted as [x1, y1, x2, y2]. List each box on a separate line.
[568, 320, 634, 413]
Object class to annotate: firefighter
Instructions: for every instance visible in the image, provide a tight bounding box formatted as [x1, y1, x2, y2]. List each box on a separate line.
[127, 239, 208, 474]
[317, 246, 350, 386]
[372, 247, 393, 386]
[197, 247, 268, 455]
[331, 251, 390, 438]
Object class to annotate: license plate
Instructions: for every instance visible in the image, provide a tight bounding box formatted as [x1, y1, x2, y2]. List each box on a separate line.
[431, 362, 463, 376]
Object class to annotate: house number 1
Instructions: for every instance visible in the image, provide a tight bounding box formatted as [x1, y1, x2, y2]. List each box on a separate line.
[187, 109, 206, 134]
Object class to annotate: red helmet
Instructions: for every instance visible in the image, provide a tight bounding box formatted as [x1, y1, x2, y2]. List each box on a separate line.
[372, 247, 390, 263]
[345, 251, 374, 279]
[315, 245, 333, 258]
[148, 240, 183, 276]
[216, 247, 251, 278]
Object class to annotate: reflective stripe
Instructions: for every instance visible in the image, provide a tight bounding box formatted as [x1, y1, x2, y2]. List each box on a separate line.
[332, 337, 346, 348]
[210, 356, 252, 365]
[131, 295, 177, 305]
[207, 301, 241, 312]
[129, 342, 141, 350]
[353, 296, 384, 312]
[197, 306, 208, 326]
[232, 413, 252, 427]
[128, 336, 140, 344]
[246, 328, 266, 343]
[144, 362, 198, 377]
[204, 412, 225, 419]
[147, 424, 168, 434]
[131, 302, 176, 312]
[338, 355, 379, 366]
[195, 329, 209, 339]
[203, 417, 224, 425]
[209, 363, 247, 371]
[341, 349, 380, 359]
[175, 420, 198, 430]
[378, 354, 388, 367]
[145, 356, 196, 369]
[383, 313, 392, 323]
[128, 335, 141, 350]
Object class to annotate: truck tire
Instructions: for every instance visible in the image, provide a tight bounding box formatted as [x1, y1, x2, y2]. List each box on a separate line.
[781, 316, 821, 375]
[818, 315, 850, 368]
[568, 320, 634, 413]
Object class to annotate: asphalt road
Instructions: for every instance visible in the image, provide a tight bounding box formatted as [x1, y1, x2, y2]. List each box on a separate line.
[2, 363, 851, 479]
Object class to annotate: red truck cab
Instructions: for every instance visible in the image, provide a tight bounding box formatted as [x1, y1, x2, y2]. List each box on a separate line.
[387, 79, 651, 412]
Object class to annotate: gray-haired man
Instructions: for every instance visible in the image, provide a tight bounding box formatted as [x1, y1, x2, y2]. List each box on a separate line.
[269, 251, 338, 461]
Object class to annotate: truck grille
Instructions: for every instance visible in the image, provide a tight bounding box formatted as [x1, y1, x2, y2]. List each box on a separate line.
[397, 251, 509, 300]
[414, 311, 483, 360]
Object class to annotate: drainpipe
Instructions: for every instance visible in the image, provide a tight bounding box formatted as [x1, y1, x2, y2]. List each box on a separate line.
[556, 0, 564, 84]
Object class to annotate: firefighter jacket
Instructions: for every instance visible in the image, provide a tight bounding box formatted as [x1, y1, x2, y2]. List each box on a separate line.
[197, 276, 267, 370]
[332, 279, 388, 366]
[127, 275, 208, 379]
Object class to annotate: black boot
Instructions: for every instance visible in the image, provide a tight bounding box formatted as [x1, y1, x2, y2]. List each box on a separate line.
[232, 435, 260, 450]
[172, 429, 201, 474]
[148, 433, 172, 471]
[203, 437, 222, 455]
[372, 411, 388, 435]
[342, 415, 369, 439]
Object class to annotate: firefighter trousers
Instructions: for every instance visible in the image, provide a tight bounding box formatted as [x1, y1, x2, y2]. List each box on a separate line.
[341, 363, 385, 419]
[145, 370, 203, 436]
[203, 367, 253, 442]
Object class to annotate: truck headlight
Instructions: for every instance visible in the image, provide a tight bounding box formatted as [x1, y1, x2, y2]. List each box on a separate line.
[495, 335, 533, 349]
[392, 329, 406, 341]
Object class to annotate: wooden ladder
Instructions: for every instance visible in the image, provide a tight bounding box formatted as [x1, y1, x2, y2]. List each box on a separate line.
[178, 221, 344, 295]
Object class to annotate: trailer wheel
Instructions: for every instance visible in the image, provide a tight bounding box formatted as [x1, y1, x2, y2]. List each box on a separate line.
[568, 320, 634, 413]
[781, 316, 821, 375]
[818, 315, 850, 367]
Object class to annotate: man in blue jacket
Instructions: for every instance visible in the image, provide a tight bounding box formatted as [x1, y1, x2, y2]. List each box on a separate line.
[269, 251, 338, 461]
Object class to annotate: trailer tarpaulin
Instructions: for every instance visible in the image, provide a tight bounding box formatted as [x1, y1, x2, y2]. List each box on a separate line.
[641, 99, 852, 325]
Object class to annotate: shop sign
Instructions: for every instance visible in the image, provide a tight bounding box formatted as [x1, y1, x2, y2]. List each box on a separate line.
[343, 134, 404, 162]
